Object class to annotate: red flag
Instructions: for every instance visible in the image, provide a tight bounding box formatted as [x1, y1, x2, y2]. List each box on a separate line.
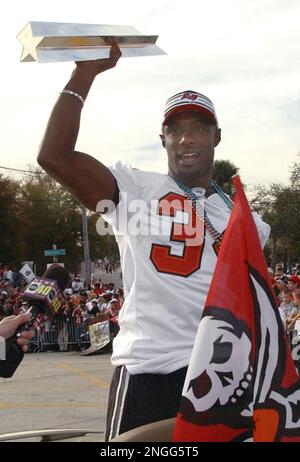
[173, 176, 300, 442]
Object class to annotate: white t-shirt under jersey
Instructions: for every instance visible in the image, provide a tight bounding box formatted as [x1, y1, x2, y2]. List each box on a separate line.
[102, 161, 270, 375]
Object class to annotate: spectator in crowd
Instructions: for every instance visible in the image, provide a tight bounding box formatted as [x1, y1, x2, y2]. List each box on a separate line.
[87, 299, 99, 317]
[116, 288, 124, 307]
[43, 315, 53, 348]
[273, 276, 288, 305]
[287, 275, 300, 293]
[79, 303, 91, 345]
[93, 283, 104, 296]
[72, 302, 86, 351]
[64, 302, 76, 350]
[12, 267, 24, 289]
[71, 276, 84, 294]
[3, 266, 13, 284]
[280, 289, 295, 320]
[278, 304, 287, 331]
[0, 264, 4, 281]
[95, 294, 112, 322]
[56, 308, 69, 352]
[107, 297, 121, 338]
[287, 289, 300, 331]
[275, 264, 285, 277]
[287, 289, 300, 374]
[34, 313, 46, 353]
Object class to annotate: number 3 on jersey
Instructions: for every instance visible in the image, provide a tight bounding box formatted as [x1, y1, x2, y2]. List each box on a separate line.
[150, 192, 205, 277]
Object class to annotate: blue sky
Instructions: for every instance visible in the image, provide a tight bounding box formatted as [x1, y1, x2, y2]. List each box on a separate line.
[1, 0, 300, 189]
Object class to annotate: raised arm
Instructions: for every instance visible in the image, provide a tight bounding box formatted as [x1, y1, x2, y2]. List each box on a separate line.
[37, 43, 122, 211]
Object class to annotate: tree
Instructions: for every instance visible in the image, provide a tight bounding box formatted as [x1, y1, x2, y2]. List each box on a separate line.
[18, 169, 120, 274]
[290, 156, 300, 189]
[19, 170, 83, 274]
[251, 158, 300, 269]
[0, 167, 120, 274]
[212, 159, 239, 195]
[0, 174, 22, 266]
[286, 159, 300, 261]
[88, 213, 119, 262]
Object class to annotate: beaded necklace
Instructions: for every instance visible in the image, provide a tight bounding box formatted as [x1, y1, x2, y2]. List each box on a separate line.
[169, 175, 233, 249]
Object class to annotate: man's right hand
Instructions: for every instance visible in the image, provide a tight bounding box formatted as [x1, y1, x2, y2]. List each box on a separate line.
[74, 42, 122, 77]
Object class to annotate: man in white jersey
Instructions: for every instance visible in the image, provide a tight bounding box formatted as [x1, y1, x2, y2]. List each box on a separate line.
[37, 44, 270, 440]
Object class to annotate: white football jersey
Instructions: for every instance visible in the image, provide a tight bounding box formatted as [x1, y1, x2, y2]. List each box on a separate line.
[102, 161, 270, 374]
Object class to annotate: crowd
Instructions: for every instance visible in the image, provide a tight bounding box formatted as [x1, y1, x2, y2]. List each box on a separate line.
[0, 261, 299, 370]
[94, 257, 121, 274]
[268, 263, 300, 373]
[0, 263, 123, 353]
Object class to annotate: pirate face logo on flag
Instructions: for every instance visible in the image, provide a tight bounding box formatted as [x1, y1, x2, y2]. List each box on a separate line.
[179, 265, 300, 441]
[182, 307, 253, 425]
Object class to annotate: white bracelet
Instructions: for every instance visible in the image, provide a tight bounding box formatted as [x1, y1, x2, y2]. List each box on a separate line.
[61, 89, 85, 106]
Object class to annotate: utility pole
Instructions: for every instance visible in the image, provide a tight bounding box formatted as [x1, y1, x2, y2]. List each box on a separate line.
[52, 244, 58, 263]
[82, 206, 91, 285]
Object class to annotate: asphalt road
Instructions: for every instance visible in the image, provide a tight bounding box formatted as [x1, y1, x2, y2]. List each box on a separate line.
[0, 350, 114, 440]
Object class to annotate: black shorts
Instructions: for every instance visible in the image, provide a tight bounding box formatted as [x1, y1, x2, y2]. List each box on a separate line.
[105, 365, 187, 441]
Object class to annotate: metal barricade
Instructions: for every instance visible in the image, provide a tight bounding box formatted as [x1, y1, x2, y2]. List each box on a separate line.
[29, 316, 91, 352]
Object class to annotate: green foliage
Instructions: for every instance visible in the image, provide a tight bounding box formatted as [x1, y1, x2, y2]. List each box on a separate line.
[18, 171, 82, 273]
[251, 159, 300, 267]
[0, 168, 119, 274]
[212, 159, 239, 195]
[0, 174, 22, 266]
[87, 213, 119, 262]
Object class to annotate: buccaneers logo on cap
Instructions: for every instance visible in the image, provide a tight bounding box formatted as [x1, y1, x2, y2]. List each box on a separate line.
[180, 92, 198, 101]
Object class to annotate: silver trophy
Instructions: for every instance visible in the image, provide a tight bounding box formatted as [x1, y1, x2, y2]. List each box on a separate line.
[17, 21, 167, 63]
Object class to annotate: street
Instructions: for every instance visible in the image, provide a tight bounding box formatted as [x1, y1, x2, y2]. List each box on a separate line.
[0, 350, 114, 440]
